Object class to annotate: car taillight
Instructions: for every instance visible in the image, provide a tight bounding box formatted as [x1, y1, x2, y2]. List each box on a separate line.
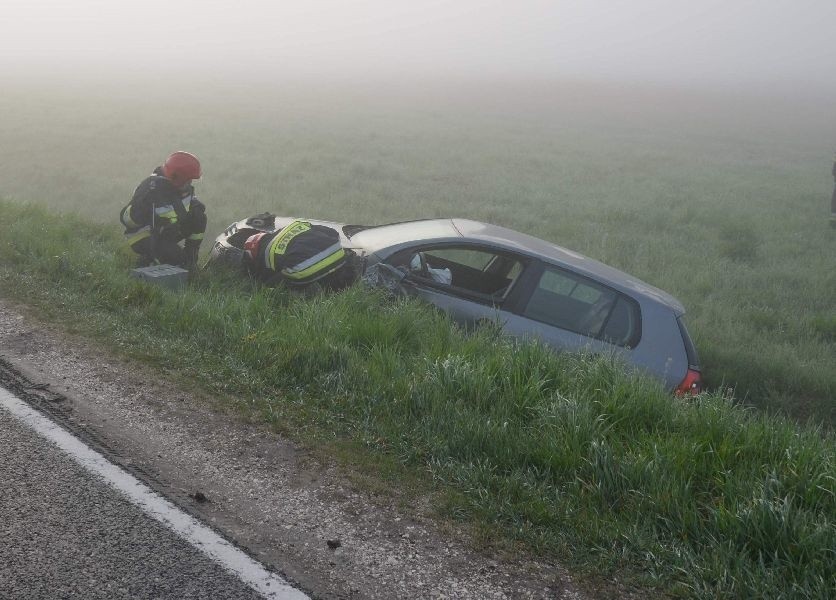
[675, 368, 702, 396]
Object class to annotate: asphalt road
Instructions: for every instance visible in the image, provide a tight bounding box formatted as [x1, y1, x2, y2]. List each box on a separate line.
[0, 390, 292, 600]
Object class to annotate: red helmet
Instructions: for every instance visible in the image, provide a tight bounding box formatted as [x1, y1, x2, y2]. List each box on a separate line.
[162, 151, 201, 187]
[244, 232, 268, 263]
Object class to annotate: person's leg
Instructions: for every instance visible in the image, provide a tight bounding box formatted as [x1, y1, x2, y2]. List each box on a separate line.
[155, 238, 186, 266]
[131, 234, 185, 266]
[129, 237, 155, 267]
[182, 201, 207, 269]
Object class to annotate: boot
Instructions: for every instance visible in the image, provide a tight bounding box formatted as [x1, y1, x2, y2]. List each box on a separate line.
[136, 254, 156, 268]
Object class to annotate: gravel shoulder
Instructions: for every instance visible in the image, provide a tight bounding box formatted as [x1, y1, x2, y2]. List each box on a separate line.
[0, 298, 593, 599]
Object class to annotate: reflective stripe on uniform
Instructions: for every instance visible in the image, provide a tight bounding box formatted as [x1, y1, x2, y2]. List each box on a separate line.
[155, 205, 178, 222]
[265, 220, 312, 271]
[282, 242, 343, 275]
[154, 195, 191, 223]
[187, 232, 204, 241]
[282, 247, 345, 280]
[124, 227, 151, 246]
[120, 205, 139, 228]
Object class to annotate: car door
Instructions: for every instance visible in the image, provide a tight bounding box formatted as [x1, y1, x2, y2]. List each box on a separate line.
[500, 260, 641, 357]
[384, 245, 529, 327]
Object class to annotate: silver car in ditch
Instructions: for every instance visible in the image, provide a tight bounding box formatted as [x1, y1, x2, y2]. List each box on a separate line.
[209, 215, 702, 394]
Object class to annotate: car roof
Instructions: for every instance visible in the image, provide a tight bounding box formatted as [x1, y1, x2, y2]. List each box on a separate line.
[350, 218, 685, 313]
[348, 218, 461, 249]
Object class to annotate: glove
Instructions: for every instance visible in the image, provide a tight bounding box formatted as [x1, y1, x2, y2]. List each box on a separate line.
[156, 221, 182, 242]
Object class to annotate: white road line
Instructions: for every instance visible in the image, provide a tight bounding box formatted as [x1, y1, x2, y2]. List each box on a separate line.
[0, 387, 309, 600]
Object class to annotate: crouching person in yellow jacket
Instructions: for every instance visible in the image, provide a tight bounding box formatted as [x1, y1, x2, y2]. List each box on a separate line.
[242, 220, 353, 290]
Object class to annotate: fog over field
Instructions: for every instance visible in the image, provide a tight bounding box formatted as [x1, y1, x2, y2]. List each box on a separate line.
[0, 1, 834, 422]
[1, 0, 835, 93]
[1, 7, 835, 595]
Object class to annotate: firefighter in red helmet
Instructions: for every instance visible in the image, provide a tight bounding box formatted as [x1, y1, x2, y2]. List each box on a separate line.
[120, 151, 207, 269]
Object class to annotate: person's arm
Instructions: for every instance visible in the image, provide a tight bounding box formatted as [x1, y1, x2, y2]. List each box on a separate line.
[181, 196, 206, 236]
[128, 182, 154, 227]
[170, 188, 191, 226]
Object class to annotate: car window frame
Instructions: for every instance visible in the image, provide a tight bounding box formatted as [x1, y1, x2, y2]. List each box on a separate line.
[519, 260, 643, 348]
[385, 242, 532, 308]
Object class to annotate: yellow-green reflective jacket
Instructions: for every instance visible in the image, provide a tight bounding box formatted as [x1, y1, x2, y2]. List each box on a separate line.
[257, 220, 346, 284]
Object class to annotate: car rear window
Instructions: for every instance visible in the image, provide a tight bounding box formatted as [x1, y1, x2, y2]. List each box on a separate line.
[523, 265, 641, 347]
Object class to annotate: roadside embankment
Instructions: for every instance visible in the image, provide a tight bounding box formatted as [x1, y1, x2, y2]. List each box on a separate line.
[1, 200, 833, 599]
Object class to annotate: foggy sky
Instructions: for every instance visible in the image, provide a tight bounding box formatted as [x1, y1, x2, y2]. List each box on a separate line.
[1, 0, 834, 90]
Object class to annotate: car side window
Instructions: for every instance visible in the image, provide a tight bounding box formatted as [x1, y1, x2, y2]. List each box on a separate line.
[426, 248, 494, 271]
[600, 296, 641, 347]
[523, 265, 640, 346]
[392, 246, 525, 301]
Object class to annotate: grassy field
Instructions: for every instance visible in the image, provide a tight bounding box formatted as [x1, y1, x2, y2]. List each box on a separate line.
[0, 200, 834, 599]
[1, 78, 833, 424]
[1, 77, 835, 596]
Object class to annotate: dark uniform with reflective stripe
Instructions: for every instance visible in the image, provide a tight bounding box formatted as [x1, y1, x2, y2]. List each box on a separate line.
[121, 167, 207, 267]
[248, 220, 350, 288]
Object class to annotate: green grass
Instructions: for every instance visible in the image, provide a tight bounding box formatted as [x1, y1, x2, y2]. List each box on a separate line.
[0, 79, 833, 423]
[1, 200, 834, 599]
